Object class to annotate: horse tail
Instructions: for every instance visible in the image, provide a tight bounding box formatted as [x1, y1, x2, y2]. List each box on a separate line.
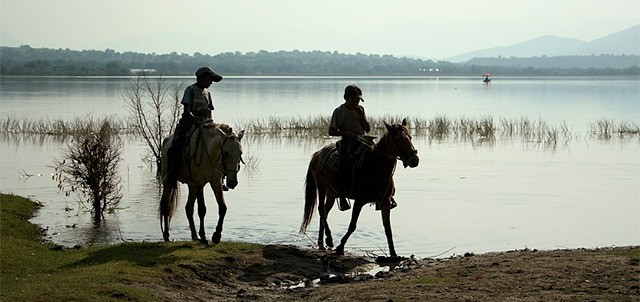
[159, 188, 179, 230]
[300, 161, 318, 234]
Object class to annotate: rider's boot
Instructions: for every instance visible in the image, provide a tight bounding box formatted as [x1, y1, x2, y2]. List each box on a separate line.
[336, 169, 351, 211]
[337, 181, 351, 211]
[375, 196, 398, 211]
[338, 195, 351, 211]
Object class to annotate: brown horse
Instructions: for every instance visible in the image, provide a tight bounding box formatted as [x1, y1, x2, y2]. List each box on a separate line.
[300, 118, 419, 257]
[160, 123, 244, 244]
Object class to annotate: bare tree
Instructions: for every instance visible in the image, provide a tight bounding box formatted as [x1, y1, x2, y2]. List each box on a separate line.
[53, 117, 123, 222]
[123, 74, 183, 175]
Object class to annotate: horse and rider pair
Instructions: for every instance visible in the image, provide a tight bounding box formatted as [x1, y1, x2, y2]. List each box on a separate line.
[160, 67, 420, 258]
[160, 67, 244, 244]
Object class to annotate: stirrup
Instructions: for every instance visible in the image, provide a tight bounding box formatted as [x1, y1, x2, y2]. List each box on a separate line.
[338, 197, 351, 211]
[375, 197, 397, 211]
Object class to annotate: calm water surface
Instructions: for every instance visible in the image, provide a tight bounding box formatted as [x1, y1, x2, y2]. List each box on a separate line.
[1, 76, 638, 257]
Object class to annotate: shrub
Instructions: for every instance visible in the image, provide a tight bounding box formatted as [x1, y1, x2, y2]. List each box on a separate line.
[52, 117, 123, 221]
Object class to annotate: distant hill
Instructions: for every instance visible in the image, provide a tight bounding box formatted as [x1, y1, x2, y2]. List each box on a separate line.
[447, 25, 640, 62]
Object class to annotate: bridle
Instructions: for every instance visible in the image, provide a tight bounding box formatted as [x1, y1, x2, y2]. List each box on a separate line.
[220, 134, 244, 178]
[192, 128, 243, 180]
[353, 126, 416, 164]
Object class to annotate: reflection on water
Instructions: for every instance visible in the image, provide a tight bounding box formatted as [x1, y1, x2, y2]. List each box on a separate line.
[1, 76, 638, 256]
[1, 133, 638, 257]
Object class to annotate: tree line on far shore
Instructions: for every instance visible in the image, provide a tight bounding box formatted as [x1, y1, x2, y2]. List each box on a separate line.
[1, 45, 638, 77]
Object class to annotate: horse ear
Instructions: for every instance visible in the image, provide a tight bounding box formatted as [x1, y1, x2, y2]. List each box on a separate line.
[402, 118, 407, 127]
[237, 130, 245, 140]
[384, 121, 392, 131]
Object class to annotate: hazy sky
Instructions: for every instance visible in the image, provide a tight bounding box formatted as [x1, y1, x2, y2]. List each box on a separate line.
[1, 0, 638, 59]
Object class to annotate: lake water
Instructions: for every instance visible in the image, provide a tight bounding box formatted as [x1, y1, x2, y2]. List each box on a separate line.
[1, 76, 639, 258]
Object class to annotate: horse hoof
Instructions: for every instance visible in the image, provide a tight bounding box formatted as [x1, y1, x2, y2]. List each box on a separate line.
[326, 238, 334, 248]
[334, 246, 345, 256]
[199, 238, 209, 245]
[212, 232, 221, 244]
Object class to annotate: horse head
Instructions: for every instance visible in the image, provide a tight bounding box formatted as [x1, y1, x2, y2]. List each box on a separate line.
[218, 127, 245, 189]
[384, 118, 419, 168]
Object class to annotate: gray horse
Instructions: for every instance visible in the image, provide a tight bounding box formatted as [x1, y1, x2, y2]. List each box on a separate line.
[160, 123, 244, 244]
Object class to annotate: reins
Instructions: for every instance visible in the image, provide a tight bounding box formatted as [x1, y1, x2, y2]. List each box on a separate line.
[352, 133, 400, 161]
[191, 124, 241, 182]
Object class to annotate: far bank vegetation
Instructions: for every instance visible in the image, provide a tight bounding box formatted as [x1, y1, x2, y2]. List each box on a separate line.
[1, 45, 638, 76]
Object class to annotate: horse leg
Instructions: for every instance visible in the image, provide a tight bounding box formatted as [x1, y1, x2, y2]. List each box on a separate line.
[334, 200, 365, 255]
[323, 189, 336, 249]
[162, 215, 170, 242]
[317, 184, 335, 249]
[195, 186, 208, 244]
[210, 181, 227, 244]
[160, 188, 173, 242]
[317, 185, 326, 250]
[380, 204, 398, 258]
[185, 186, 199, 241]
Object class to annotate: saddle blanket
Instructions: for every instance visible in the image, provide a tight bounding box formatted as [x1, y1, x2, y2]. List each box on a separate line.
[319, 142, 370, 171]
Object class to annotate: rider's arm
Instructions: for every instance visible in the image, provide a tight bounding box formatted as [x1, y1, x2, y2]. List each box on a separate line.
[356, 105, 371, 133]
[183, 104, 193, 117]
[329, 126, 353, 137]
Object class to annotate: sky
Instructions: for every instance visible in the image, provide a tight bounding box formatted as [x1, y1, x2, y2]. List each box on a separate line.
[1, 0, 638, 60]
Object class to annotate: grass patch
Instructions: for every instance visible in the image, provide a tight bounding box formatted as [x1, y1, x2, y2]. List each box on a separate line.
[406, 275, 446, 285]
[0, 193, 261, 301]
[615, 246, 640, 261]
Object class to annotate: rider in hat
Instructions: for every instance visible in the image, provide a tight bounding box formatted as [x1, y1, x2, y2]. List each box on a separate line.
[329, 84, 371, 210]
[163, 67, 223, 188]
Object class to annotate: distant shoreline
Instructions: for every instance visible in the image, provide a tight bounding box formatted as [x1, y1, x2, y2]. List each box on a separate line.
[2, 46, 638, 77]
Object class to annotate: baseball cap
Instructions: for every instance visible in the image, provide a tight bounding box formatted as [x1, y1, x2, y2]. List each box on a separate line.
[344, 84, 364, 101]
[195, 67, 223, 82]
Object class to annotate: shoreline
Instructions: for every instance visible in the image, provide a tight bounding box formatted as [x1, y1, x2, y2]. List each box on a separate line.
[2, 193, 639, 301]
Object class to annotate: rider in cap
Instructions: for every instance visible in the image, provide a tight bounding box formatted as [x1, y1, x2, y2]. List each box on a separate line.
[163, 67, 223, 188]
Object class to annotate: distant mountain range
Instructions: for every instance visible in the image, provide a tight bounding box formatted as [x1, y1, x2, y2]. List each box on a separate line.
[446, 25, 640, 62]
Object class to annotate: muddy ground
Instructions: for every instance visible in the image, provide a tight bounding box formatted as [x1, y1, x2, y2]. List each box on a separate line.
[147, 244, 639, 301]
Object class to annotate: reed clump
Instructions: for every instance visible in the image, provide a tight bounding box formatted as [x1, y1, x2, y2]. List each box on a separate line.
[2, 115, 639, 143]
[589, 119, 639, 138]
[0, 116, 129, 135]
[239, 116, 329, 138]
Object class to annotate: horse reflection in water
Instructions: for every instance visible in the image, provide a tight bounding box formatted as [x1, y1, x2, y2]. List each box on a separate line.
[160, 123, 244, 244]
[300, 119, 419, 257]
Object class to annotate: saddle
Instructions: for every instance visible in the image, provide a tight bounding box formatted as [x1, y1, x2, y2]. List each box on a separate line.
[182, 117, 217, 159]
[177, 118, 224, 183]
[319, 136, 375, 171]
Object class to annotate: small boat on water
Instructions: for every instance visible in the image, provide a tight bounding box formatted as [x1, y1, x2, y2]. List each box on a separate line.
[483, 73, 492, 84]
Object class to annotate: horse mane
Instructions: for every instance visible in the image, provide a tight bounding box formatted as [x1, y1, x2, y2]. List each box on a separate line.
[215, 123, 234, 136]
